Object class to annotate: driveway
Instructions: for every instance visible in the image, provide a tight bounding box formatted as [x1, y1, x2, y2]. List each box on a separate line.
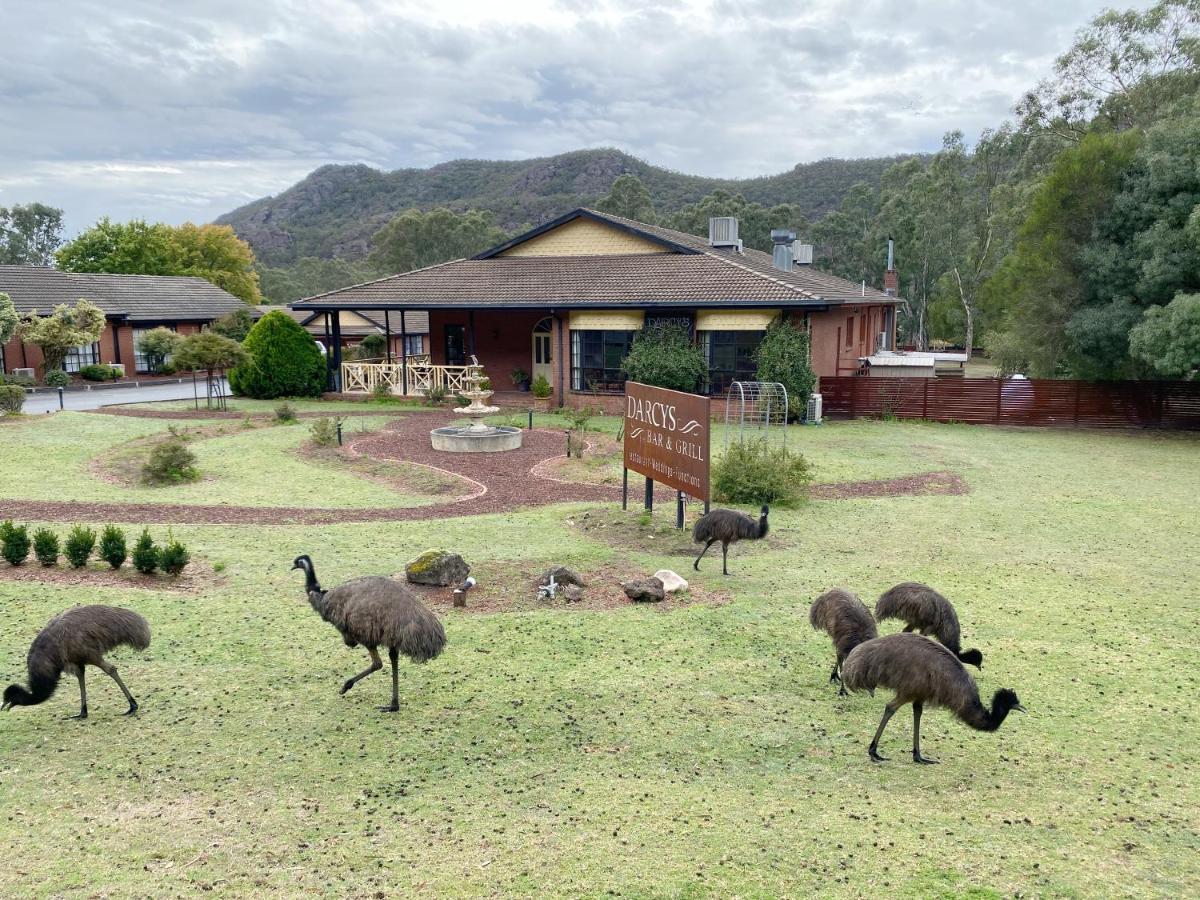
[21, 378, 231, 414]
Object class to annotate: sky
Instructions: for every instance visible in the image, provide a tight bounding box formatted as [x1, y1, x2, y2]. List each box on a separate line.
[0, 0, 1147, 235]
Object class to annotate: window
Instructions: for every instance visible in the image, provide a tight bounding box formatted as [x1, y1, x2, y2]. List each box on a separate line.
[570, 330, 634, 392]
[63, 342, 100, 373]
[859, 314, 867, 344]
[701, 331, 764, 396]
[133, 326, 176, 373]
[444, 324, 466, 365]
[844, 317, 854, 347]
[403, 334, 423, 357]
[0, 342, 5, 375]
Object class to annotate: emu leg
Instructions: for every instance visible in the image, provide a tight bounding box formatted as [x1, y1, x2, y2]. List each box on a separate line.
[694, 540, 715, 571]
[832, 654, 847, 696]
[69, 669, 88, 720]
[98, 659, 138, 715]
[912, 702, 938, 764]
[721, 541, 730, 576]
[341, 647, 383, 695]
[379, 647, 401, 713]
[867, 703, 898, 762]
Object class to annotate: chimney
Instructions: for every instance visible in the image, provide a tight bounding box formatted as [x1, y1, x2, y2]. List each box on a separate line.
[793, 241, 814, 265]
[771, 229, 796, 271]
[709, 217, 739, 247]
[883, 237, 898, 295]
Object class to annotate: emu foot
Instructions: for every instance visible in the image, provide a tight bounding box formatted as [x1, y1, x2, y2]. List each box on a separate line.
[913, 752, 938, 765]
[829, 671, 841, 684]
[123, 703, 139, 716]
[68, 708, 88, 720]
[340, 680, 356, 695]
[868, 746, 888, 763]
[837, 685, 848, 697]
[377, 703, 400, 713]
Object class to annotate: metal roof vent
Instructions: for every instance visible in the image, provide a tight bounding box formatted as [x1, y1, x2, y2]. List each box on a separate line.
[771, 229, 796, 271]
[708, 216, 739, 247]
[793, 242, 814, 265]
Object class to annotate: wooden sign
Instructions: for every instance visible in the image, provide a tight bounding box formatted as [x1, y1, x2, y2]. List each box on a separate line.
[623, 381, 711, 501]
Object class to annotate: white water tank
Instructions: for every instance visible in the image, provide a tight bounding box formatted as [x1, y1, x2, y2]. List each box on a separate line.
[806, 392, 823, 424]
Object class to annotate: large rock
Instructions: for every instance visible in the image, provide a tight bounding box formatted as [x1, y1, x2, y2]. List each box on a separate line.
[623, 576, 665, 603]
[543, 566, 586, 588]
[563, 584, 584, 602]
[405, 550, 470, 586]
[653, 569, 688, 593]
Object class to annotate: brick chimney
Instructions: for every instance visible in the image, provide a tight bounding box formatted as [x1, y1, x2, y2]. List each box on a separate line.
[883, 237, 898, 295]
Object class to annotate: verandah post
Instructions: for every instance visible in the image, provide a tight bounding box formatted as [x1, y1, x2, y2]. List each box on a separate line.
[644, 477, 653, 512]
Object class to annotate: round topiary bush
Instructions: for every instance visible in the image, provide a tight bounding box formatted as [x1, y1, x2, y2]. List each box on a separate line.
[228, 310, 326, 399]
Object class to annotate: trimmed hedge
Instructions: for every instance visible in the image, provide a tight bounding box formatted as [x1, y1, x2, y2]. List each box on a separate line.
[64, 525, 96, 567]
[229, 310, 325, 399]
[99, 525, 127, 569]
[0, 384, 24, 414]
[132, 529, 160, 575]
[1, 521, 30, 566]
[33, 528, 59, 566]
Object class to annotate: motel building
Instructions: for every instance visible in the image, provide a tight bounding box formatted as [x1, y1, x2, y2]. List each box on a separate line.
[292, 208, 901, 409]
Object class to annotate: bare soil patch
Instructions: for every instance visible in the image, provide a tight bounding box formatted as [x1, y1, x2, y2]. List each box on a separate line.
[0, 559, 214, 593]
[298, 442, 468, 499]
[810, 470, 968, 499]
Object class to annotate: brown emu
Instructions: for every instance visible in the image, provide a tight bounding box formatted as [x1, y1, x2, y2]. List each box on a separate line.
[809, 588, 878, 695]
[293, 555, 446, 713]
[692, 505, 769, 575]
[840, 633, 1024, 764]
[875, 582, 983, 669]
[2, 605, 150, 719]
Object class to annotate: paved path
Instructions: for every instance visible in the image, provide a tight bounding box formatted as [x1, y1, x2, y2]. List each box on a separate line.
[21, 379, 229, 414]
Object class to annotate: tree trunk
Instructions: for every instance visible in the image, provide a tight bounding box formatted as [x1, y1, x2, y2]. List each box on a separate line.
[953, 267, 974, 363]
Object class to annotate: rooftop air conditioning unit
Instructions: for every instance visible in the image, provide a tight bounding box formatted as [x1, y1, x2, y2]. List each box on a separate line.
[708, 216, 739, 247]
[806, 392, 823, 425]
[793, 242, 814, 265]
[877, 331, 889, 352]
[12, 368, 34, 379]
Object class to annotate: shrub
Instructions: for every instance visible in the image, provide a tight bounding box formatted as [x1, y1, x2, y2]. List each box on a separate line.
[712, 439, 813, 507]
[228, 309, 326, 399]
[79, 363, 121, 382]
[99, 525, 127, 570]
[565, 405, 600, 458]
[160, 531, 190, 576]
[132, 529, 160, 575]
[309, 417, 340, 447]
[372, 381, 394, 402]
[453, 392, 470, 407]
[2, 372, 34, 387]
[142, 438, 200, 485]
[43, 369, 70, 388]
[357, 333, 387, 360]
[209, 307, 255, 342]
[621, 321, 708, 393]
[531, 374, 552, 398]
[423, 385, 448, 406]
[33, 528, 59, 566]
[511, 367, 530, 387]
[274, 401, 298, 423]
[136, 327, 183, 374]
[0, 384, 24, 414]
[64, 525, 96, 568]
[754, 319, 816, 419]
[1, 522, 30, 566]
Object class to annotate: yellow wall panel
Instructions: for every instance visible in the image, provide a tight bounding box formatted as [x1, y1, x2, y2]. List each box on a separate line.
[695, 309, 780, 331]
[569, 310, 645, 330]
[500, 217, 665, 257]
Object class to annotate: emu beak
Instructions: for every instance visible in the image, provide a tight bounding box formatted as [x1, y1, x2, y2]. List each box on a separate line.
[1, 701, 11, 712]
[1013, 703, 1027, 713]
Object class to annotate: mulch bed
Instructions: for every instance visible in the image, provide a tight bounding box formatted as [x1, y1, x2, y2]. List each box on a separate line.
[90, 407, 410, 421]
[0, 560, 211, 593]
[810, 470, 969, 499]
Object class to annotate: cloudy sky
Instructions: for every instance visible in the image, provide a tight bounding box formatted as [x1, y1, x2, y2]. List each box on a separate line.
[1, 0, 1144, 234]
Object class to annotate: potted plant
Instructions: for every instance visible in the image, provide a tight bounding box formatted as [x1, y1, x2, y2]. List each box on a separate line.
[531, 374, 552, 411]
[511, 367, 531, 392]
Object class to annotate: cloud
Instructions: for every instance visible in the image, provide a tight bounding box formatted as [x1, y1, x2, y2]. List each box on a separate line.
[0, 0, 1151, 234]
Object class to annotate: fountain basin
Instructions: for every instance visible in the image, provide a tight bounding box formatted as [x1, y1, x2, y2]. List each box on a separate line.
[431, 424, 523, 453]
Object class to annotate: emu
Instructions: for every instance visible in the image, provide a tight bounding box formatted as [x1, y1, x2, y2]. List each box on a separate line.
[692, 505, 769, 575]
[840, 633, 1024, 764]
[292, 555, 446, 712]
[809, 588, 878, 695]
[875, 582, 983, 669]
[2, 605, 150, 719]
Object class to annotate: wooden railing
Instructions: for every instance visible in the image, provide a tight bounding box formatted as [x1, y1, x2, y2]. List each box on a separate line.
[340, 358, 479, 396]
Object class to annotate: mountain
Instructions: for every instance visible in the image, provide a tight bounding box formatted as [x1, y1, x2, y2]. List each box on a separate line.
[216, 148, 918, 266]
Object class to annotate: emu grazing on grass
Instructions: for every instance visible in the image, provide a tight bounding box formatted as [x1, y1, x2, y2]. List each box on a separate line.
[292, 555, 446, 713]
[692, 505, 769, 575]
[2, 605, 150, 719]
[809, 588, 878, 695]
[840, 633, 1024, 764]
[875, 582, 983, 669]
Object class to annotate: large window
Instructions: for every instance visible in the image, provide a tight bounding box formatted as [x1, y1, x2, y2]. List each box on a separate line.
[701, 331, 763, 396]
[403, 334, 424, 357]
[570, 330, 635, 392]
[133, 326, 175, 373]
[63, 342, 100, 373]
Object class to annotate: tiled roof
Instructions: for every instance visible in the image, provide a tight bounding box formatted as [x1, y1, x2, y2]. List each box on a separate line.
[249, 306, 429, 336]
[294, 208, 899, 311]
[0, 266, 246, 321]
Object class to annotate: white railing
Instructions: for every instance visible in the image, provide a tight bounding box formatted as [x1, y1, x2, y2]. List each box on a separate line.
[340, 357, 478, 396]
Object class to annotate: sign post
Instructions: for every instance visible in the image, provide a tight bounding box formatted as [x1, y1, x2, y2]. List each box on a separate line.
[622, 382, 711, 527]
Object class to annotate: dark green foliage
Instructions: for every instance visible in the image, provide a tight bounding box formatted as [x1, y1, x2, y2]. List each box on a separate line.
[713, 440, 813, 507]
[136, 327, 183, 373]
[132, 529, 160, 575]
[79, 363, 121, 382]
[43, 369, 70, 388]
[99, 525, 127, 570]
[667, 190, 808, 254]
[309, 417, 339, 447]
[160, 531, 190, 576]
[357, 333, 386, 360]
[621, 322, 707, 393]
[274, 401, 298, 423]
[754, 320, 817, 417]
[595, 175, 657, 223]
[255, 257, 382, 305]
[423, 385, 449, 405]
[209, 307, 255, 342]
[0, 383, 24, 414]
[64, 525, 96, 568]
[32, 528, 59, 567]
[142, 439, 200, 485]
[1129, 292, 1200, 377]
[0, 202, 64, 266]
[369, 207, 509, 274]
[1, 521, 30, 566]
[530, 375, 552, 399]
[229, 310, 326, 399]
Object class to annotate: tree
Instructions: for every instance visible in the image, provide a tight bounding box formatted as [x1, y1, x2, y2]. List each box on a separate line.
[753, 319, 816, 417]
[136, 327, 183, 374]
[16, 300, 106, 375]
[620, 322, 707, 393]
[171, 223, 262, 303]
[173, 331, 249, 409]
[257, 257, 382, 304]
[667, 191, 808, 254]
[1129, 292, 1200, 376]
[0, 292, 17, 345]
[228, 310, 325, 399]
[0, 203, 64, 265]
[369, 208, 508, 274]
[810, 183, 880, 285]
[209, 307, 255, 342]
[595, 175, 657, 222]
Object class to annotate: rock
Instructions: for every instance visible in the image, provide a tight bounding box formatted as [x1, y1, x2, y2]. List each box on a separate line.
[563, 584, 584, 602]
[623, 576, 665, 603]
[405, 550, 470, 586]
[543, 566, 586, 588]
[653, 569, 688, 593]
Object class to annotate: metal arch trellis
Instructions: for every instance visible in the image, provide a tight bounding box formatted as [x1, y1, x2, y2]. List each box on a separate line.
[724, 381, 788, 451]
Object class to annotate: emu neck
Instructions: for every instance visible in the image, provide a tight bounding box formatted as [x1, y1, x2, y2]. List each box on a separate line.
[962, 695, 1013, 732]
[758, 514, 769, 538]
[3, 685, 36, 706]
[301, 561, 322, 596]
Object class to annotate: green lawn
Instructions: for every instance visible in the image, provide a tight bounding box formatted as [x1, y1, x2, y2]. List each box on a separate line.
[0, 411, 1197, 897]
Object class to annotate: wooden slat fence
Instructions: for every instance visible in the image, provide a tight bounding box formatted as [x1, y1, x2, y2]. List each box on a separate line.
[820, 377, 1200, 430]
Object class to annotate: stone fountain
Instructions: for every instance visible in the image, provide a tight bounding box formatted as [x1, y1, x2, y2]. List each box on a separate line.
[430, 358, 523, 453]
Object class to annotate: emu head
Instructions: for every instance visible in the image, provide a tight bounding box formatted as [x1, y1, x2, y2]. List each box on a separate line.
[291, 554, 322, 597]
[960, 648, 984, 669]
[2, 685, 22, 711]
[760, 505, 769, 517]
[994, 688, 1026, 715]
[291, 554, 312, 573]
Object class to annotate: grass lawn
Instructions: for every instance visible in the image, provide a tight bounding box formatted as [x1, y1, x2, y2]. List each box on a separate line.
[0, 409, 1197, 897]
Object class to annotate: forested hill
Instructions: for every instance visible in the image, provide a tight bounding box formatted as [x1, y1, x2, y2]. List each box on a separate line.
[216, 148, 915, 265]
